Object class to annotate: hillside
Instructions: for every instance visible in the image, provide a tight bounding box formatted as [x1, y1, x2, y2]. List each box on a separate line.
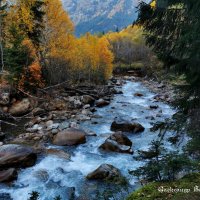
[62, 0, 150, 36]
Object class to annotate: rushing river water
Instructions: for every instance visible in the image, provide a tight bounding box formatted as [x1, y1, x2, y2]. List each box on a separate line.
[0, 80, 177, 200]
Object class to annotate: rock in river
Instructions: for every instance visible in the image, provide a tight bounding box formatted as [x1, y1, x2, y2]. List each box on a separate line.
[86, 164, 124, 183]
[95, 99, 110, 107]
[0, 168, 18, 183]
[99, 132, 133, 154]
[111, 119, 145, 133]
[53, 128, 86, 146]
[0, 144, 37, 169]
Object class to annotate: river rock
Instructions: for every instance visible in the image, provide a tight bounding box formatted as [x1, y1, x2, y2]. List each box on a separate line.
[9, 98, 31, 116]
[86, 164, 123, 182]
[111, 120, 145, 133]
[33, 169, 49, 182]
[0, 193, 12, 200]
[0, 144, 37, 169]
[68, 96, 82, 109]
[46, 148, 71, 160]
[96, 99, 110, 107]
[150, 105, 159, 109]
[99, 140, 133, 154]
[0, 168, 18, 183]
[134, 93, 143, 97]
[99, 132, 133, 154]
[52, 128, 86, 146]
[0, 92, 10, 106]
[110, 132, 132, 146]
[81, 95, 95, 106]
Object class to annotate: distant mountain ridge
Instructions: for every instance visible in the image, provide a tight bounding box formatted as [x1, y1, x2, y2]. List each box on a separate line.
[62, 0, 150, 36]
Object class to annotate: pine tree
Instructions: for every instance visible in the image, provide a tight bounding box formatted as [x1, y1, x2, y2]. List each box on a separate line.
[5, 24, 33, 85]
[28, 191, 40, 200]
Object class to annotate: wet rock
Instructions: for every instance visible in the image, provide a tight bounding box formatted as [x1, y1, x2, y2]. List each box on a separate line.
[109, 132, 132, 146]
[0, 142, 3, 146]
[69, 122, 79, 129]
[0, 168, 17, 183]
[76, 114, 91, 121]
[99, 132, 133, 154]
[32, 108, 46, 116]
[0, 193, 12, 200]
[86, 164, 123, 182]
[0, 144, 37, 169]
[134, 93, 143, 97]
[53, 128, 86, 146]
[96, 99, 110, 107]
[150, 105, 159, 109]
[9, 98, 31, 116]
[34, 169, 49, 182]
[81, 95, 95, 106]
[145, 116, 155, 120]
[46, 148, 71, 160]
[111, 120, 145, 133]
[99, 140, 133, 154]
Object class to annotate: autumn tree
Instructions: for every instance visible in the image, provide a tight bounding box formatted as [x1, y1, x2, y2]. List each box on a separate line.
[0, 0, 7, 72]
[72, 33, 113, 84]
[4, 0, 44, 88]
[106, 25, 150, 68]
[41, 0, 75, 84]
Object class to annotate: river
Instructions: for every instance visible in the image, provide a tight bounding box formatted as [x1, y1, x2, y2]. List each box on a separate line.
[0, 79, 177, 200]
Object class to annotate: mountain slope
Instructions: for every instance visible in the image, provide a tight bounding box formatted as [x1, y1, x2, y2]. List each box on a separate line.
[62, 0, 150, 36]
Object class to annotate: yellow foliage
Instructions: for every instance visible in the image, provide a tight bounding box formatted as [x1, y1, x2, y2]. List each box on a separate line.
[43, 0, 74, 59]
[71, 33, 114, 82]
[150, 0, 156, 8]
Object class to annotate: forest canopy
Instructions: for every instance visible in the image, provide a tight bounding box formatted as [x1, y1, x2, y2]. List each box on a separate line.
[0, 0, 114, 89]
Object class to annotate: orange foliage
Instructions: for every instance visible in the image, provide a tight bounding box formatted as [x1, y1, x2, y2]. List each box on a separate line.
[19, 39, 44, 89]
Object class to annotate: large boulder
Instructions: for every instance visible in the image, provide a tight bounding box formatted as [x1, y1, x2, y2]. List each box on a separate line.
[99, 140, 133, 154]
[0, 168, 17, 183]
[0, 144, 37, 169]
[109, 132, 132, 146]
[53, 128, 86, 146]
[9, 98, 31, 116]
[86, 164, 124, 183]
[111, 120, 145, 133]
[99, 132, 133, 154]
[95, 99, 110, 108]
[81, 95, 95, 106]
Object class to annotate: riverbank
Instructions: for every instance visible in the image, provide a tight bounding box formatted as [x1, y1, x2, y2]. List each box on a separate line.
[127, 173, 200, 200]
[0, 76, 177, 200]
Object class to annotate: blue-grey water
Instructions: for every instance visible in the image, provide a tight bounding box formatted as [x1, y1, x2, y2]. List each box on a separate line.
[0, 80, 178, 200]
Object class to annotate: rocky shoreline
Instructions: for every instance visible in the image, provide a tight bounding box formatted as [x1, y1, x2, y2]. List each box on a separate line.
[0, 75, 176, 199]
